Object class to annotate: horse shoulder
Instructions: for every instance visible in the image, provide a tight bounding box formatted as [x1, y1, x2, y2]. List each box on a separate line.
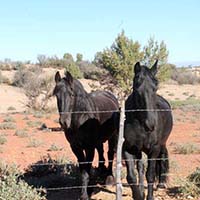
[156, 95, 171, 109]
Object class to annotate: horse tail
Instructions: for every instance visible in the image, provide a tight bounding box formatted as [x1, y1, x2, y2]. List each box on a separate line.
[156, 145, 169, 186]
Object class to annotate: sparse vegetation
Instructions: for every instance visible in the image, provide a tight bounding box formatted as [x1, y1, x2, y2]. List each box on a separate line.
[0, 136, 7, 145]
[13, 65, 54, 111]
[27, 120, 43, 128]
[14, 129, 28, 138]
[0, 71, 10, 84]
[48, 143, 63, 151]
[3, 115, 16, 123]
[7, 106, 16, 111]
[27, 138, 43, 148]
[174, 143, 200, 154]
[178, 168, 200, 198]
[172, 68, 200, 85]
[170, 98, 200, 109]
[0, 162, 46, 200]
[33, 112, 44, 119]
[0, 122, 16, 130]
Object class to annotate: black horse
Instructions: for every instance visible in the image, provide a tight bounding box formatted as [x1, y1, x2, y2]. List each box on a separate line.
[53, 71, 119, 200]
[123, 61, 173, 200]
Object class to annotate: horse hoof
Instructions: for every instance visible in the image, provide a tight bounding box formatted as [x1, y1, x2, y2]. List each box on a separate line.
[157, 183, 166, 189]
[105, 175, 115, 185]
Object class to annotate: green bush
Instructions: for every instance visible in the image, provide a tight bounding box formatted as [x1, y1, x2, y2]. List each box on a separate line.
[65, 62, 83, 79]
[0, 162, 46, 200]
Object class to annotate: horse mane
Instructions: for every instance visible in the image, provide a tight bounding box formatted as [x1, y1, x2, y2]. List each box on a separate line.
[70, 78, 88, 97]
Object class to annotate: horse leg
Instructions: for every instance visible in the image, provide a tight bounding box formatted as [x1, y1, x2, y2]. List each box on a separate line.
[124, 150, 143, 200]
[146, 146, 160, 200]
[96, 142, 107, 175]
[105, 134, 117, 185]
[136, 152, 145, 199]
[71, 145, 89, 200]
[157, 145, 169, 189]
[85, 147, 95, 197]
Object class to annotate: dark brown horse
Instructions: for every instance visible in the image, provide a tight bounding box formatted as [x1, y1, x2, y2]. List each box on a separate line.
[53, 71, 119, 200]
[123, 61, 173, 200]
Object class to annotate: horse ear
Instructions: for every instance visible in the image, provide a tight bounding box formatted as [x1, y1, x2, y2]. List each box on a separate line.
[151, 60, 158, 76]
[55, 71, 61, 83]
[134, 62, 141, 74]
[65, 71, 73, 84]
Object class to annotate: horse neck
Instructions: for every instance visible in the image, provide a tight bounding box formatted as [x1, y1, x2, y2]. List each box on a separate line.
[73, 80, 95, 111]
[133, 91, 158, 126]
[70, 81, 99, 129]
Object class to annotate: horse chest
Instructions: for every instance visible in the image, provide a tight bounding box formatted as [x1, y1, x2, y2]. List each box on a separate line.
[124, 122, 157, 151]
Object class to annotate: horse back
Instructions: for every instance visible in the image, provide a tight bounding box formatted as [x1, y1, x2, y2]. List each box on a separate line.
[90, 91, 119, 124]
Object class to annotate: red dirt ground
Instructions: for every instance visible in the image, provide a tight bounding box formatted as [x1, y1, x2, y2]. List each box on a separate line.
[0, 109, 200, 200]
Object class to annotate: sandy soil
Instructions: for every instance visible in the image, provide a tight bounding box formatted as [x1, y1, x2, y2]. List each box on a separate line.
[0, 109, 199, 200]
[0, 72, 200, 199]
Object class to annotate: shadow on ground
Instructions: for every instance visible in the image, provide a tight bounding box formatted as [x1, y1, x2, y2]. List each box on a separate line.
[21, 155, 107, 200]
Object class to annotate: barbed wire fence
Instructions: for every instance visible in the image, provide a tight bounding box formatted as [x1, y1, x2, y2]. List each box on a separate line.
[1, 104, 200, 199]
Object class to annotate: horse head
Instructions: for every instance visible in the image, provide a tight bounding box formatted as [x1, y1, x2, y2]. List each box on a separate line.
[53, 71, 75, 129]
[133, 60, 159, 132]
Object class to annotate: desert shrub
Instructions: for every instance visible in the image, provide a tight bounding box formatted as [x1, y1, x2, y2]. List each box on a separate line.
[78, 60, 105, 80]
[0, 122, 16, 130]
[172, 68, 200, 84]
[41, 56, 66, 68]
[27, 138, 43, 148]
[0, 162, 45, 200]
[0, 71, 10, 84]
[178, 168, 200, 198]
[27, 121, 43, 128]
[174, 143, 200, 154]
[0, 136, 7, 145]
[7, 106, 16, 111]
[14, 129, 28, 138]
[48, 143, 63, 151]
[33, 112, 44, 118]
[0, 63, 11, 70]
[65, 62, 83, 79]
[12, 65, 33, 87]
[3, 116, 16, 123]
[13, 65, 54, 110]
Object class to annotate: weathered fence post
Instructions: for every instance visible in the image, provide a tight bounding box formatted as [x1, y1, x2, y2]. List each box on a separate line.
[116, 100, 125, 200]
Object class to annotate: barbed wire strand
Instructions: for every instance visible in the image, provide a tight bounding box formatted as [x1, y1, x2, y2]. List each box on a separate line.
[58, 109, 172, 114]
[28, 158, 170, 167]
[36, 181, 200, 192]
[0, 108, 175, 115]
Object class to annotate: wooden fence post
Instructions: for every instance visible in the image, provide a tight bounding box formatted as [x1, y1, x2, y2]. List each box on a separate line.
[116, 100, 125, 200]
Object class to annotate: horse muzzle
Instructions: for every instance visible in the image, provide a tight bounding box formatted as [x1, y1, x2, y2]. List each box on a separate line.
[59, 117, 71, 129]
